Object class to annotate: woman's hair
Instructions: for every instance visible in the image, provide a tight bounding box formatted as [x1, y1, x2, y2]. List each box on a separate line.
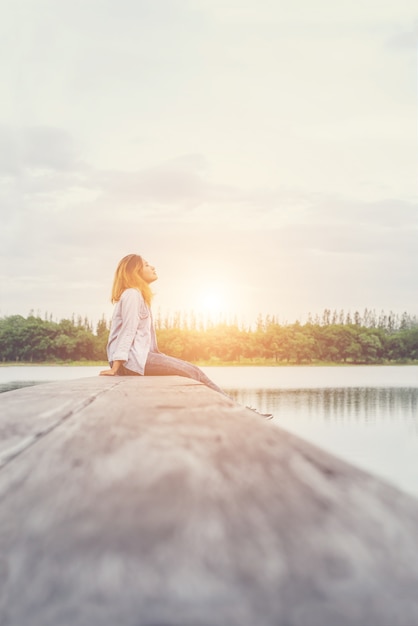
[111, 254, 153, 305]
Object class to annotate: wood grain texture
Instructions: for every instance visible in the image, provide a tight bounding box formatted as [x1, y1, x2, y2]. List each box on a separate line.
[0, 378, 120, 466]
[0, 376, 418, 626]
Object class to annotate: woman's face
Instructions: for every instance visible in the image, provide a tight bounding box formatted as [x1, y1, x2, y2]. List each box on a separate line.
[140, 260, 158, 284]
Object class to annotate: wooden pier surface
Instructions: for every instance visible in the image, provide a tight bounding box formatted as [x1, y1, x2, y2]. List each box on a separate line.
[0, 376, 418, 626]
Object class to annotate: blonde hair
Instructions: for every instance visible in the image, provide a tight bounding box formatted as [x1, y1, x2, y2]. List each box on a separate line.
[111, 254, 153, 306]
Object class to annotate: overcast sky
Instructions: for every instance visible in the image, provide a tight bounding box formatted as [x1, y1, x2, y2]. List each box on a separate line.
[1, 0, 417, 327]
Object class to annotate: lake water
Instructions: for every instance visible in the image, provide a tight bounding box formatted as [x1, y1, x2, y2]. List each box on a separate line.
[1, 365, 417, 500]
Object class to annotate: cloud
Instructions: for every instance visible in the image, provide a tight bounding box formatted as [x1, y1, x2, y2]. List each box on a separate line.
[91, 156, 236, 209]
[386, 24, 418, 51]
[1, 132, 416, 257]
[0, 126, 84, 176]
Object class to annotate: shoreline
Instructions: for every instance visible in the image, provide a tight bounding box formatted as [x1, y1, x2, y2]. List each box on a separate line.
[1, 360, 418, 368]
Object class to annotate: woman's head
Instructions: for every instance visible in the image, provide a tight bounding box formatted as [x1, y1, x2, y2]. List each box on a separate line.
[111, 254, 157, 305]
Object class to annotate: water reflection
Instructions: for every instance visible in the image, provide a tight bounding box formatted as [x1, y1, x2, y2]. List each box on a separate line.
[227, 387, 418, 432]
[226, 386, 418, 497]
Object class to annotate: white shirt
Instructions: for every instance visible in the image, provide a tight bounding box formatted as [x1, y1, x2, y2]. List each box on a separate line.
[107, 288, 158, 374]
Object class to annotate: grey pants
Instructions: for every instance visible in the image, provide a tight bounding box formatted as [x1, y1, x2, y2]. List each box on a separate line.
[120, 351, 229, 397]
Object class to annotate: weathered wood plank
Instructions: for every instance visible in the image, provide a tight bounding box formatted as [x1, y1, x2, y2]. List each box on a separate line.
[0, 377, 120, 467]
[0, 376, 418, 626]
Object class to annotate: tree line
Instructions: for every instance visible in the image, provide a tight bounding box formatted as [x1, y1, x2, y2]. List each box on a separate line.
[0, 310, 417, 364]
[0, 315, 109, 363]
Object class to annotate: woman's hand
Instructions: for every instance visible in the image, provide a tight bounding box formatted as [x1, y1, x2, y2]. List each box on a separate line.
[99, 360, 123, 376]
[99, 369, 116, 376]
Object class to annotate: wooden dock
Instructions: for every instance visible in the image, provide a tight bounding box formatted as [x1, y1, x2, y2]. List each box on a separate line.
[1, 376, 418, 626]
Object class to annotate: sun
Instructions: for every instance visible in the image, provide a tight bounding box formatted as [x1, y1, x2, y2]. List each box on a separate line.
[197, 288, 225, 322]
[202, 291, 222, 312]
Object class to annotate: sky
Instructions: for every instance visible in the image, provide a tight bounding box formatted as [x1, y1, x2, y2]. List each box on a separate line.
[1, 0, 417, 328]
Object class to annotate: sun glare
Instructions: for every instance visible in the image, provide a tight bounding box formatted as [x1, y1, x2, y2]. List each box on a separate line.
[202, 291, 222, 311]
[198, 288, 225, 321]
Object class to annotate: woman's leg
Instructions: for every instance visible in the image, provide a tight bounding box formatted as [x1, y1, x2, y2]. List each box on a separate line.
[144, 352, 230, 397]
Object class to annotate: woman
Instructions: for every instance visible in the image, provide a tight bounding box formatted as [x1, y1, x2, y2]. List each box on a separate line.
[99, 253, 228, 396]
